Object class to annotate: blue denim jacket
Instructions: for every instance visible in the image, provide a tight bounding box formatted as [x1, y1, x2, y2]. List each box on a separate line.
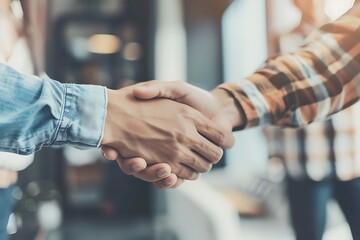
[0, 63, 107, 155]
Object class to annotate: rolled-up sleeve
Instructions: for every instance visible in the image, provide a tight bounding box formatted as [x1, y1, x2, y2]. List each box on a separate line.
[0, 63, 107, 154]
[218, 7, 360, 129]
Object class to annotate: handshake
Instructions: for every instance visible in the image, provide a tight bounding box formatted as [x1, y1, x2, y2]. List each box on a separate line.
[100, 80, 244, 189]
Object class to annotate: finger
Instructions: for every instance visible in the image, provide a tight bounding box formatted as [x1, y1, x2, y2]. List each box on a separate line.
[192, 135, 223, 164]
[133, 163, 173, 182]
[172, 164, 200, 180]
[171, 178, 185, 188]
[153, 174, 178, 189]
[101, 146, 119, 160]
[192, 110, 235, 148]
[133, 80, 188, 100]
[153, 175, 184, 189]
[116, 156, 147, 175]
[180, 148, 214, 173]
[133, 81, 216, 115]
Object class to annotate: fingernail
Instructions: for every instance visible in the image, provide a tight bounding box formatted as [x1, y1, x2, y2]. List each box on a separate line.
[157, 169, 169, 178]
[132, 164, 143, 172]
[164, 178, 174, 186]
[102, 151, 110, 160]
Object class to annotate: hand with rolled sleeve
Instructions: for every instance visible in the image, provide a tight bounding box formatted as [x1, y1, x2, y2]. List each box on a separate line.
[103, 81, 243, 188]
[0, 63, 234, 184]
[101, 84, 235, 180]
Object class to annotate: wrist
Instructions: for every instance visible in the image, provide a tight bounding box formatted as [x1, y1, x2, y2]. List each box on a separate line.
[101, 88, 132, 148]
[102, 89, 116, 145]
[211, 88, 246, 129]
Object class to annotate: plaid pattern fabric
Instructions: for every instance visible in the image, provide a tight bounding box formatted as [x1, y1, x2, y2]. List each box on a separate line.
[218, 5, 360, 180]
[264, 103, 360, 181]
[218, 8, 360, 129]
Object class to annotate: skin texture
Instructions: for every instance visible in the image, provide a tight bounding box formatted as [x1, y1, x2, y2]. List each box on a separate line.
[102, 146, 179, 188]
[102, 81, 242, 188]
[101, 83, 235, 183]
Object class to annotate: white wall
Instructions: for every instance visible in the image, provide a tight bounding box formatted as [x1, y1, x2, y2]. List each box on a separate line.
[222, 0, 269, 173]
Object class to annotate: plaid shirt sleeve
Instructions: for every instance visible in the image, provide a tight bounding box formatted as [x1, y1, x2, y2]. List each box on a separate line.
[218, 5, 360, 129]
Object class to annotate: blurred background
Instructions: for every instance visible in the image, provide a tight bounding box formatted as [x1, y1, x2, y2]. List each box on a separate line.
[1, 0, 359, 239]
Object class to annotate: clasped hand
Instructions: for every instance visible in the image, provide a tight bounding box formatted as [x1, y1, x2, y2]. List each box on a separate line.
[101, 81, 240, 188]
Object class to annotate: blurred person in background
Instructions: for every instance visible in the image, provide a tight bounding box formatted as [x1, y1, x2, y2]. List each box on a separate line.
[264, 0, 360, 239]
[0, 1, 36, 239]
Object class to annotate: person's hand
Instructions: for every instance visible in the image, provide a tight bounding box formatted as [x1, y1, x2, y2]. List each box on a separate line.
[133, 80, 243, 131]
[101, 146, 180, 189]
[101, 84, 235, 182]
[102, 81, 241, 188]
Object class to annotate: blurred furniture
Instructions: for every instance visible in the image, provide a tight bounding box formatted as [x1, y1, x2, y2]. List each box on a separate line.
[164, 171, 354, 240]
[165, 180, 242, 240]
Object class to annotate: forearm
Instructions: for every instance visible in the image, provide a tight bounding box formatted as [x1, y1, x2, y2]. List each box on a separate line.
[0, 64, 107, 154]
[218, 4, 360, 129]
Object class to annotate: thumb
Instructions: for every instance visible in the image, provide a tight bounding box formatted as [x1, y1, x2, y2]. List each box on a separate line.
[101, 146, 119, 160]
[133, 80, 220, 122]
[133, 80, 189, 101]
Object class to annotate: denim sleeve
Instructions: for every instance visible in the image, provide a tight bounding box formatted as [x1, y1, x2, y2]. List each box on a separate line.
[0, 63, 107, 155]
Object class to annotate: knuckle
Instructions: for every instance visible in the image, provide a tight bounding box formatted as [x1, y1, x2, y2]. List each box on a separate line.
[174, 166, 185, 178]
[197, 140, 206, 150]
[172, 148, 183, 160]
[190, 153, 211, 173]
[168, 140, 183, 158]
[177, 166, 197, 180]
[188, 171, 200, 180]
[200, 163, 212, 173]
[175, 131, 194, 146]
[195, 140, 210, 155]
[175, 132, 186, 145]
[198, 163, 208, 173]
[205, 147, 222, 164]
[189, 153, 198, 165]
[212, 148, 224, 163]
[179, 105, 192, 117]
[184, 153, 202, 171]
[214, 131, 226, 146]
